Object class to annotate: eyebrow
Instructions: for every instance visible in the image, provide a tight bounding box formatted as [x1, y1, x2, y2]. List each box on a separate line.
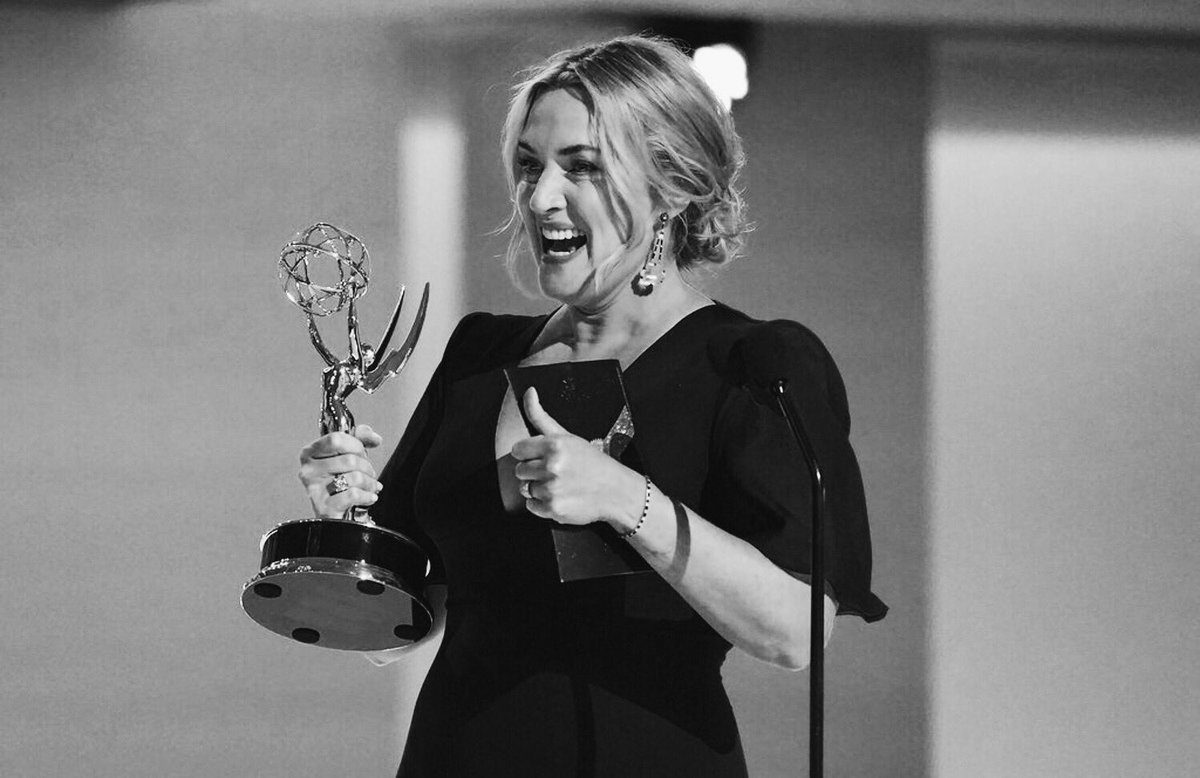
[517, 141, 600, 156]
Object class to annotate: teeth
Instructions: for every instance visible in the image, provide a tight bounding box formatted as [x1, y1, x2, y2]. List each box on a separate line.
[541, 227, 584, 240]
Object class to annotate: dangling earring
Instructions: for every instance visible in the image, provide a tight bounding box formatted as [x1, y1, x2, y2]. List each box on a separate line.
[632, 213, 670, 296]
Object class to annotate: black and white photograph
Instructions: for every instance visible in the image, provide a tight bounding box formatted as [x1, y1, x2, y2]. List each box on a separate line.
[2, 1, 1197, 776]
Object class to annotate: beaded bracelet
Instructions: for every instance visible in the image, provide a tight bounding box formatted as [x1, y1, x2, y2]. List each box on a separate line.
[619, 475, 653, 539]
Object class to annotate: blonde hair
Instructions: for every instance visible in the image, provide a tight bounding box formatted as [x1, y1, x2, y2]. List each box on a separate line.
[500, 35, 748, 282]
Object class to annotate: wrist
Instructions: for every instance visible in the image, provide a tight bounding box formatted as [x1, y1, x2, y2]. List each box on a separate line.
[615, 474, 653, 539]
[603, 469, 641, 531]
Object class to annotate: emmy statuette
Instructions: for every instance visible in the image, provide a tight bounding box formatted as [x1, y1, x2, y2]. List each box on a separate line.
[241, 223, 433, 651]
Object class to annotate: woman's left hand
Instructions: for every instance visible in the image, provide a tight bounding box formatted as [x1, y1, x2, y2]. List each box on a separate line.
[511, 387, 643, 528]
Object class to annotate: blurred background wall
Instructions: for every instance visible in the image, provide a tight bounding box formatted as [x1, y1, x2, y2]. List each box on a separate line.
[928, 40, 1200, 776]
[0, 2, 1196, 777]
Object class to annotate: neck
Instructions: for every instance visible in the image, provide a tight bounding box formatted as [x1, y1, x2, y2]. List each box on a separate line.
[557, 268, 710, 354]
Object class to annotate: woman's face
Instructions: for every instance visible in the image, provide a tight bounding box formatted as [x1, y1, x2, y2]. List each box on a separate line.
[515, 89, 657, 307]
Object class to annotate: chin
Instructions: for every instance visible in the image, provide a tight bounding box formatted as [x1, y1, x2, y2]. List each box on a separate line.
[536, 257, 589, 302]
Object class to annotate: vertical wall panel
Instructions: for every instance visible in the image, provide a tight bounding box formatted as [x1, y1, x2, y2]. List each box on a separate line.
[929, 40, 1200, 778]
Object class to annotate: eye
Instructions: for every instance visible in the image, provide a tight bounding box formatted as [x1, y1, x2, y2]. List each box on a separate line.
[516, 158, 542, 184]
[568, 159, 601, 179]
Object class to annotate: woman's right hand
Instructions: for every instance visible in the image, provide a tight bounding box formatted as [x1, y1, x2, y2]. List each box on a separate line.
[298, 425, 384, 519]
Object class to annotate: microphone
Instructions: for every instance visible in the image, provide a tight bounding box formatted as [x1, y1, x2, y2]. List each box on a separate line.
[711, 321, 828, 778]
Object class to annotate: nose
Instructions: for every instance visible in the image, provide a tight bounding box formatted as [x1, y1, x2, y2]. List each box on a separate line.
[527, 166, 565, 216]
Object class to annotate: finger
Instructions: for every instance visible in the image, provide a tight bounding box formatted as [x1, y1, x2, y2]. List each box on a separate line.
[511, 435, 549, 462]
[513, 459, 549, 482]
[302, 431, 367, 460]
[299, 453, 377, 485]
[317, 453, 377, 479]
[353, 424, 384, 449]
[318, 487, 379, 518]
[523, 495, 552, 520]
[523, 387, 568, 435]
[305, 471, 382, 507]
[324, 470, 382, 496]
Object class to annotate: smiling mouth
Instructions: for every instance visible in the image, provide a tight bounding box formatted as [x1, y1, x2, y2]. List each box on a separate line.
[540, 227, 587, 259]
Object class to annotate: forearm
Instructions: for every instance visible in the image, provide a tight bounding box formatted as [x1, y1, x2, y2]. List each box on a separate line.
[609, 472, 835, 670]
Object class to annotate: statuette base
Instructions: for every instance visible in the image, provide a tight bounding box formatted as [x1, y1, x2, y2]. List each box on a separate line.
[242, 519, 432, 651]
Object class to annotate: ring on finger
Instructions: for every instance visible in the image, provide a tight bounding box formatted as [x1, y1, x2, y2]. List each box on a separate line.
[519, 481, 533, 499]
[328, 473, 350, 495]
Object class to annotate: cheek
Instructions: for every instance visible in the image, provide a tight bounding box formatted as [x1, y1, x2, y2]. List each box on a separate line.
[586, 189, 627, 242]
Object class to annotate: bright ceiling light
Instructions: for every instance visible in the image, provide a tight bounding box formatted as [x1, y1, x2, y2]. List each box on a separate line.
[692, 43, 749, 109]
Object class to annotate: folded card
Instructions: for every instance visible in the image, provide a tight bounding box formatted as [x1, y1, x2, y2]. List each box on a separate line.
[505, 360, 651, 582]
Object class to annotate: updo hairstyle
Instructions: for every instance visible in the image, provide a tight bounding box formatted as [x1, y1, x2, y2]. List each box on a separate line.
[500, 35, 748, 279]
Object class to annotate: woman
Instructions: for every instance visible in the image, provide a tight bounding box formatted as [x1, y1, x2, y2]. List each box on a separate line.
[299, 35, 886, 777]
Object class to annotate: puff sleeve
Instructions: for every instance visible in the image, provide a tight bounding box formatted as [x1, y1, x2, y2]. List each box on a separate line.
[371, 315, 488, 585]
[706, 320, 887, 622]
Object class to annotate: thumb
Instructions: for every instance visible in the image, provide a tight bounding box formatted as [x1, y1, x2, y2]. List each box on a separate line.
[353, 424, 384, 449]
[523, 387, 568, 435]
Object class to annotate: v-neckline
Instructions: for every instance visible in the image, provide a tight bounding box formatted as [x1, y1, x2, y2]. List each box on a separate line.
[489, 303, 720, 515]
[624, 302, 718, 374]
[517, 302, 719, 373]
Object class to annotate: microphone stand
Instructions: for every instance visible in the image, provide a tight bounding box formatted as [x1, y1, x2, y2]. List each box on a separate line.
[769, 379, 825, 778]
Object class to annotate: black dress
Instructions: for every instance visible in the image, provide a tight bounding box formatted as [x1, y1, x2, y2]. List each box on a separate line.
[374, 302, 886, 778]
